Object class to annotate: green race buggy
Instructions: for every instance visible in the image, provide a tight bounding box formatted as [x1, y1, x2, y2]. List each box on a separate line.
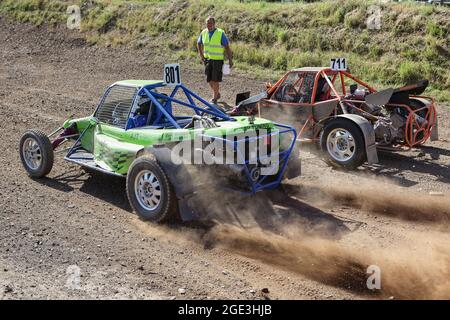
[19, 80, 300, 222]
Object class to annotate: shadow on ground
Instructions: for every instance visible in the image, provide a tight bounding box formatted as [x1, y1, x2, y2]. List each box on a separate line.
[302, 142, 450, 187]
[37, 168, 131, 211]
[35, 166, 358, 240]
[185, 186, 360, 240]
[365, 145, 450, 185]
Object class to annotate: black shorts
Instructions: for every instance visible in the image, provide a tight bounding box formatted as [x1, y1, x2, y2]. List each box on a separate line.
[205, 60, 223, 82]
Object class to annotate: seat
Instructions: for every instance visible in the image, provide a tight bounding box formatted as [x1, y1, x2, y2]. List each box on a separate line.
[314, 76, 333, 102]
[127, 97, 153, 129]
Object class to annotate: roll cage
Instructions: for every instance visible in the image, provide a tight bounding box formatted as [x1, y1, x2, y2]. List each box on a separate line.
[94, 82, 235, 130]
[268, 68, 377, 105]
[265, 68, 436, 147]
[52, 82, 299, 194]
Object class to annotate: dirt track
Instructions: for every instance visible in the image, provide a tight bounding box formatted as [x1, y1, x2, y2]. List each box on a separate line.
[1, 20, 450, 300]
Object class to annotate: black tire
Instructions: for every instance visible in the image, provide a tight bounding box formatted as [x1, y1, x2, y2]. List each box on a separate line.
[19, 129, 54, 178]
[320, 118, 366, 170]
[126, 155, 178, 222]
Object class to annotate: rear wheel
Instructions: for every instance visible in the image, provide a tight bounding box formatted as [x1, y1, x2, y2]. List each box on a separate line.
[321, 119, 366, 169]
[19, 129, 54, 178]
[126, 155, 178, 222]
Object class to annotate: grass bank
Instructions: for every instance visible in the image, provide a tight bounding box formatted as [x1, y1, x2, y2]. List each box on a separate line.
[1, 0, 449, 101]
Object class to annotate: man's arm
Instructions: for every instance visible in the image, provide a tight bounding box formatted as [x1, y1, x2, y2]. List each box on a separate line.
[225, 45, 233, 68]
[197, 42, 205, 63]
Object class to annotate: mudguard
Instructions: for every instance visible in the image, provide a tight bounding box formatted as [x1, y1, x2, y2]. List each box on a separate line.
[336, 114, 379, 165]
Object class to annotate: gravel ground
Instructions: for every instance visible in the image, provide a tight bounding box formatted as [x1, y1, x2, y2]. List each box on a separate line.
[1, 20, 449, 300]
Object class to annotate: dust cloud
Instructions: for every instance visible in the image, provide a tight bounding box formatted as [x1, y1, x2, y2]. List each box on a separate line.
[133, 156, 450, 299]
[204, 223, 450, 299]
[286, 179, 450, 223]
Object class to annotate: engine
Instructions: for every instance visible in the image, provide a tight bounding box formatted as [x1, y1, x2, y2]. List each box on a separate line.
[345, 89, 409, 145]
[373, 113, 406, 145]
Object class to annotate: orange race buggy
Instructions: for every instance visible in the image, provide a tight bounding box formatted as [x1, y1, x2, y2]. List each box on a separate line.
[231, 67, 438, 169]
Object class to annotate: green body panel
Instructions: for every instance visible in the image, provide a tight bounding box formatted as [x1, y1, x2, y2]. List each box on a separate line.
[65, 116, 276, 175]
[93, 128, 142, 175]
[63, 117, 95, 153]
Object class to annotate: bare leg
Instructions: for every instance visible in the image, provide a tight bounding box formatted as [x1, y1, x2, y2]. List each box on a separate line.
[210, 81, 220, 100]
[207, 81, 215, 99]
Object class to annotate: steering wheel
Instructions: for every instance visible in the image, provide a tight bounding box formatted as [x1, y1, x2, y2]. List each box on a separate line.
[277, 83, 299, 102]
[111, 102, 125, 125]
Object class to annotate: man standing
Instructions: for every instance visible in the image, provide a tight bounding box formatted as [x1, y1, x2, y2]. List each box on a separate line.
[197, 17, 233, 104]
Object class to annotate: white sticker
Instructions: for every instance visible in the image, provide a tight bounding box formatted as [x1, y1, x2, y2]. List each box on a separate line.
[163, 63, 181, 86]
[330, 58, 347, 71]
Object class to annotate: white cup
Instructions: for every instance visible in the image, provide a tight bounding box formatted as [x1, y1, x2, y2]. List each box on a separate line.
[223, 63, 231, 75]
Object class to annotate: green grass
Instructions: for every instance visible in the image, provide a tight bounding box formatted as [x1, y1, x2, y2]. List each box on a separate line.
[0, 0, 449, 101]
[0, 0, 66, 25]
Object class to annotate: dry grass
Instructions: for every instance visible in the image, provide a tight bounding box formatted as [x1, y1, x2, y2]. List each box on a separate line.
[1, 0, 449, 100]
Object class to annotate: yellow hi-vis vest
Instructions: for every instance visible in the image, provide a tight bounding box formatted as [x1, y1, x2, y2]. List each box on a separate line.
[201, 28, 225, 60]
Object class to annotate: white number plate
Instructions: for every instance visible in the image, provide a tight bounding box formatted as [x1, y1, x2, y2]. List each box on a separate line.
[330, 58, 347, 71]
[163, 63, 181, 86]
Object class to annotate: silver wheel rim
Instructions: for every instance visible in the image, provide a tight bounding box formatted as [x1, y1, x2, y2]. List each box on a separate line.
[134, 170, 162, 211]
[22, 137, 42, 170]
[326, 128, 356, 162]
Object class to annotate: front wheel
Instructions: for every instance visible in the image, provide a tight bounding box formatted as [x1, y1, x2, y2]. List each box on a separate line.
[320, 119, 366, 170]
[19, 129, 54, 178]
[126, 155, 178, 222]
